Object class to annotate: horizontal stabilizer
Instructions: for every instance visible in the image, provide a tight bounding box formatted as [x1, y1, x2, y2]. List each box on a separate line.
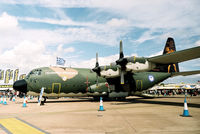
[172, 70, 200, 77]
[148, 46, 200, 64]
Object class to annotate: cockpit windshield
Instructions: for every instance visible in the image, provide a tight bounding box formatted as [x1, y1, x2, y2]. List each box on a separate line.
[27, 69, 42, 78]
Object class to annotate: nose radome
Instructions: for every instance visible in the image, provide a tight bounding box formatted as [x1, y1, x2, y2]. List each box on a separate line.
[13, 79, 27, 93]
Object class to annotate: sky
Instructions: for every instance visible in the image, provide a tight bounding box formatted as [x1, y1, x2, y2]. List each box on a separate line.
[0, 0, 199, 83]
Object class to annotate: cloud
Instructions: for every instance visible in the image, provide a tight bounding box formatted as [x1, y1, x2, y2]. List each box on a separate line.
[25, 0, 199, 29]
[70, 54, 118, 68]
[0, 12, 127, 50]
[0, 12, 124, 72]
[3, 0, 199, 47]
[18, 15, 129, 46]
[0, 12, 18, 30]
[106, 18, 129, 27]
[70, 52, 138, 68]
[0, 0, 95, 8]
[0, 1, 199, 83]
[0, 12, 127, 74]
[195, 40, 200, 46]
[5, 0, 200, 29]
[0, 13, 108, 54]
[18, 16, 94, 27]
[0, 40, 55, 73]
[134, 30, 159, 44]
[55, 44, 75, 57]
[148, 50, 163, 57]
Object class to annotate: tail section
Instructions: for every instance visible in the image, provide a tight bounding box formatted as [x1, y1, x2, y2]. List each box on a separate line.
[153, 37, 179, 73]
[163, 37, 176, 54]
[149, 37, 200, 73]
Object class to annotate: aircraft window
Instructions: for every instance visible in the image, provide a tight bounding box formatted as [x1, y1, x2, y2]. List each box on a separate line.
[26, 69, 42, 78]
[38, 70, 41, 75]
[30, 71, 34, 75]
[26, 71, 32, 78]
[31, 70, 42, 76]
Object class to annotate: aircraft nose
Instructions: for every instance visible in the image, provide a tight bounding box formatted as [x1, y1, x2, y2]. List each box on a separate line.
[13, 79, 27, 93]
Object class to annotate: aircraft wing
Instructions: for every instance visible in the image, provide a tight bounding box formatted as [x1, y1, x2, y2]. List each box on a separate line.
[148, 46, 200, 64]
[172, 70, 200, 76]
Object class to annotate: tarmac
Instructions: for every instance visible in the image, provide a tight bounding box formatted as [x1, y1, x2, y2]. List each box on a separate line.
[0, 95, 200, 134]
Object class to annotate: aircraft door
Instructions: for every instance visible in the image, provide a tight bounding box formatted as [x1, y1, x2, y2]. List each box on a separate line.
[52, 83, 61, 94]
[136, 80, 143, 91]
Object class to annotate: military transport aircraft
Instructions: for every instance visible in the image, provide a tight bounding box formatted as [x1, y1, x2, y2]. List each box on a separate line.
[13, 37, 200, 102]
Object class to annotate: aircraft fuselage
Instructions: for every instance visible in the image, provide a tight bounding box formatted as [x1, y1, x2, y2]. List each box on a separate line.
[14, 66, 171, 98]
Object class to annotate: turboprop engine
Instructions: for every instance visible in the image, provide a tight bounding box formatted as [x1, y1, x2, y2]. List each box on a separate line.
[92, 41, 157, 84]
[125, 57, 156, 73]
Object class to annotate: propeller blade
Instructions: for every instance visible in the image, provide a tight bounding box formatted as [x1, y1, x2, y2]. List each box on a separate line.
[117, 40, 126, 84]
[92, 52, 100, 75]
[119, 40, 124, 59]
[120, 70, 125, 84]
[94, 52, 99, 86]
[96, 53, 99, 67]
[116, 40, 126, 65]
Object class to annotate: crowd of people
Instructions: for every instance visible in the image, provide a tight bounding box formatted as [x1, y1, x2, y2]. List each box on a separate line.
[147, 88, 200, 97]
[0, 90, 21, 101]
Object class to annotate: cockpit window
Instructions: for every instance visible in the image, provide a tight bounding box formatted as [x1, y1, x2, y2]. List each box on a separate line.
[28, 69, 42, 76]
[35, 70, 42, 75]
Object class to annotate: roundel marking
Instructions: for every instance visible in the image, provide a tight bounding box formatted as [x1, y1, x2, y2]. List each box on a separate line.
[148, 75, 154, 82]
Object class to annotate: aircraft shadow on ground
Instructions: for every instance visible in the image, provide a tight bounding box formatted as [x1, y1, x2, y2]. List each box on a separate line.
[28, 97, 93, 104]
[113, 98, 200, 108]
[27, 97, 200, 108]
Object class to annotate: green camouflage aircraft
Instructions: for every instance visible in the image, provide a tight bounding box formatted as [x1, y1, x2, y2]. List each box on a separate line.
[13, 37, 200, 101]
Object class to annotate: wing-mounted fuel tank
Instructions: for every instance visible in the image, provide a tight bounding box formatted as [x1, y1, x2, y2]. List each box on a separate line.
[126, 57, 156, 73]
[87, 82, 110, 96]
[87, 82, 129, 98]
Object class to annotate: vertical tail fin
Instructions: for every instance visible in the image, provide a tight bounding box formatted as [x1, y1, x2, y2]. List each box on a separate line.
[163, 37, 176, 54]
[162, 37, 179, 73]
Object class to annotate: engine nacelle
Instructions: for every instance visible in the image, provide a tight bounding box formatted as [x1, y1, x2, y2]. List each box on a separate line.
[87, 82, 109, 93]
[100, 69, 119, 78]
[98, 57, 156, 78]
[99, 65, 120, 78]
[126, 57, 156, 73]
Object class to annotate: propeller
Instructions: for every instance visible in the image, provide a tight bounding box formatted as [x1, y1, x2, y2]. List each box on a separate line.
[92, 41, 127, 85]
[116, 40, 128, 84]
[92, 53, 100, 86]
